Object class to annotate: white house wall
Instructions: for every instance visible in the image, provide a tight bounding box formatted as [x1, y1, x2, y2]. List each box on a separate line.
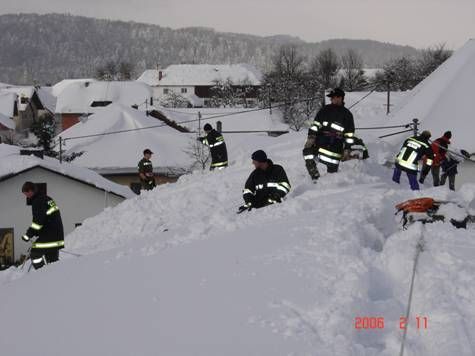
[0, 167, 124, 261]
[156, 86, 196, 101]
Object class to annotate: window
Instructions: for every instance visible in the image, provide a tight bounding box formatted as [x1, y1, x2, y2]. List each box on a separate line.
[90, 101, 112, 107]
[0, 228, 14, 269]
[181, 88, 187, 94]
[20, 96, 29, 104]
[163, 88, 169, 95]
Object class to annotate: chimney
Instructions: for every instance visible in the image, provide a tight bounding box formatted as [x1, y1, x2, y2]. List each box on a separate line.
[158, 71, 163, 81]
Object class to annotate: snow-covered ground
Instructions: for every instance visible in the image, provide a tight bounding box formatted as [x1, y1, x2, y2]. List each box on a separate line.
[1, 89, 475, 356]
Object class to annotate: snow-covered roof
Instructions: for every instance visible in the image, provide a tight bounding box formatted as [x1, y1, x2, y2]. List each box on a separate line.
[57, 104, 193, 172]
[52, 79, 97, 97]
[0, 143, 134, 198]
[390, 39, 475, 152]
[0, 92, 17, 118]
[0, 86, 38, 111]
[36, 87, 57, 113]
[136, 70, 160, 87]
[0, 112, 14, 130]
[55, 81, 152, 114]
[138, 64, 263, 87]
[157, 107, 289, 132]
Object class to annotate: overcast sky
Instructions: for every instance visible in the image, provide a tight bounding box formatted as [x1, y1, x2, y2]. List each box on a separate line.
[1, 0, 474, 49]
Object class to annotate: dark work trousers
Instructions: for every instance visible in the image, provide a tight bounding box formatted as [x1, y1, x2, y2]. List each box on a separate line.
[30, 249, 60, 270]
[393, 166, 419, 190]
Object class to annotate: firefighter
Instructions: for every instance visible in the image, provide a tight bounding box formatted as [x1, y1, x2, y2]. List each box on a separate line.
[198, 123, 228, 170]
[303, 88, 355, 181]
[238, 150, 291, 213]
[138, 148, 156, 190]
[21, 182, 64, 270]
[419, 131, 451, 186]
[392, 131, 434, 190]
[342, 135, 369, 161]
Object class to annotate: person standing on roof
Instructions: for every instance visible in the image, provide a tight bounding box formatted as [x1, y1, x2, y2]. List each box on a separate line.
[238, 150, 291, 213]
[440, 148, 471, 191]
[138, 149, 156, 190]
[302, 88, 355, 181]
[197, 123, 228, 170]
[392, 130, 434, 190]
[419, 131, 452, 186]
[21, 182, 64, 270]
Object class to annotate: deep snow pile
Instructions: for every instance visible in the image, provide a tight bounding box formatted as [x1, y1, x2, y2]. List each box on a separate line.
[389, 39, 475, 152]
[1, 129, 475, 356]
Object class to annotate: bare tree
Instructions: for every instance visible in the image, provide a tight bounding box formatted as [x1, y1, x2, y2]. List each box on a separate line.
[417, 43, 452, 80]
[310, 48, 340, 105]
[160, 92, 190, 108]
[95, 60, 135, 81]
[184, 137, 210, 171]
[339, 49, 367, 91]
[262, 45, 316, 130]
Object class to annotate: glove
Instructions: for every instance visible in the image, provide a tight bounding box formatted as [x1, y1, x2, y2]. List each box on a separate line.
[238, 203, 252, 214]
[22, 235, 31, 242]
[268, 192, 282, 204]
[461, 149, 470, 159]
[362, 149, 369, 160]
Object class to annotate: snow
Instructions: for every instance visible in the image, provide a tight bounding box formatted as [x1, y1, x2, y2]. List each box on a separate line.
[51, 78, 97, 97]
[55, 81, 152, 114]
[158, 106, 289, 132]
[1, 87, 475, 355]
[0, 143, 134, 198]
[389, 39, 475, 152]
[0, 86, 36, 111]
[57, 104, 193, 172]
[138, 64, 263, 87]
[36, 86, 57, 113]
[0, 92, 17, 118]
[0, 112, 14, 130]
[136, 69, 161, 86]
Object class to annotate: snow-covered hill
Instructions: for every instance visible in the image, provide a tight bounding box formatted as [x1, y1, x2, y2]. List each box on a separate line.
[2, 124, 475, 355]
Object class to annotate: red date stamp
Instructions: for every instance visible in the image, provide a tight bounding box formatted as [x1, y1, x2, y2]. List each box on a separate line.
[354, 316, 428, 330]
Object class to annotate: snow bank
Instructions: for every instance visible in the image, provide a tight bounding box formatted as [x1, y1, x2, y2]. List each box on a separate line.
[1, 89, 475, 355]
[389, 39, 475, 152]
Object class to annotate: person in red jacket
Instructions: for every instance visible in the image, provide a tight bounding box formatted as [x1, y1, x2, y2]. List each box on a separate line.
[419, 131, 451, 186]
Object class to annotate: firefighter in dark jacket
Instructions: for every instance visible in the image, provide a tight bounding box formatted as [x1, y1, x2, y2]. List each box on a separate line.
[21, 182, 64, 270]
[392, 131, 434, 191]
[303, 88, 355, 181]
[198, 123, 228, 170]
[138, 148, 156, 190]
[238, 150, 291, 212]
[419, 131, 451, 186]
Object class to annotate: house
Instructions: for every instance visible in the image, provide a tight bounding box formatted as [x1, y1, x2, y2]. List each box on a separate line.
[137, 64, 262, 108]
[54, 81, 153, 132]
[0, 93, 17, 142]
[57, 103, 193, 189]
[0, 143, 134, 264]
[0, 85, 52, 133]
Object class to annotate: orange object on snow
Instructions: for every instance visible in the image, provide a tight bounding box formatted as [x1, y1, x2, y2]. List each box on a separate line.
[395, 197, 439, 213]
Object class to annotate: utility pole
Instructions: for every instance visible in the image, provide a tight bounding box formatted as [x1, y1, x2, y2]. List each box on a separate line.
[59, 137, 63, 164]
[198, 111, 202, 135]
[386, 80, 391, 115]
[386, 71, 394, 115]
[267, 84, 272, 115]
[412, 118, 419, 136]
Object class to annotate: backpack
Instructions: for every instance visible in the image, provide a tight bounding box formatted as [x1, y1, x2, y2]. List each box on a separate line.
[395, 198, 441, 227]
